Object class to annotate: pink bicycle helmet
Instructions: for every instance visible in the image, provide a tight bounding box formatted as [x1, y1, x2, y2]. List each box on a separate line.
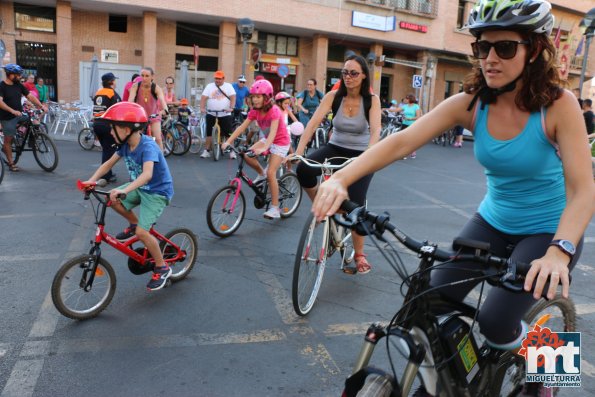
[275, 91, 291, 102]
[289, 122, 305, 137]
[250, 79, 274, 99]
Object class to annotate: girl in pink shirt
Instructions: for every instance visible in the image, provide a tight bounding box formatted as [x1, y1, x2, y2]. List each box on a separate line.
[223, 79, 290, 219]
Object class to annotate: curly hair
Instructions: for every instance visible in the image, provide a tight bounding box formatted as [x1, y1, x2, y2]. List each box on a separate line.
[463, 33, 563, 112]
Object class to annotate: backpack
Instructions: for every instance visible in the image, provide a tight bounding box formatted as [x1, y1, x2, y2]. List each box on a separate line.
[302, 89, 323, 103]
[136, 81, 158, 100]
[331, 92, 373, 123]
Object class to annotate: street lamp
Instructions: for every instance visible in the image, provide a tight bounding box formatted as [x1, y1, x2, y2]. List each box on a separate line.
[578, 8, 595, 98]
[237, 18, 255, 78]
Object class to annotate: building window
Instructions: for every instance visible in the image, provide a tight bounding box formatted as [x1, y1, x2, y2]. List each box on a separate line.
[258, 33, 298, 56]
[457, 0, 466, 29]
[176, 23, 219, 49]
[108, 15, 127, 33]
[390, 0, 437, 17]
[14, 3, 56, 33]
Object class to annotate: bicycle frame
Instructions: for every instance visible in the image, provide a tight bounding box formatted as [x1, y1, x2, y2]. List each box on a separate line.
[222, 149, 270, 213]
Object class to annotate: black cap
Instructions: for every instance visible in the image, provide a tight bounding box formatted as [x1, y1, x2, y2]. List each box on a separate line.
[101, 72, 118, 82]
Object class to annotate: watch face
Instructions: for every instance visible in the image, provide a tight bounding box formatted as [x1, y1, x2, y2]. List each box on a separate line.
[560, 240, 576, 255]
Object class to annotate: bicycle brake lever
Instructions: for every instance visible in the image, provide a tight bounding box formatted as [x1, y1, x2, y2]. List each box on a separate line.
[500, 259, 525, 293]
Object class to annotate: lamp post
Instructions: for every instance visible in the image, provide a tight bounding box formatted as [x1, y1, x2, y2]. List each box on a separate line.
[578, 8, 595, 98]
[237, 18, 255, 79]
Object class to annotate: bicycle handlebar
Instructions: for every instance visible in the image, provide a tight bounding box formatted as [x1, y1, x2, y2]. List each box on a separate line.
[77, 179, 127, 201]
[337, 200, 566, 298]
[223, 145, 268, 158]
[286, 154, 356, 169]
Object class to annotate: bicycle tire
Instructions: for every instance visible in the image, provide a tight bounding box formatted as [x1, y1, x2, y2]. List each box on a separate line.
[51, 254, 116, 320]
[160, 228, 198, 281]
[338, 225, 355, 266]
[171, 123, 191, 155]
[189, 128, 204, 154]
[353, 373, 396, 397]
[163, 130, 174, 157]
[292, 213, 328, 316]
[0, 155, 4, 184]
[490, 294, 575, 396]
[206, 185, 246, 237]
[78, 127, 95, 150]
[278, 172, 302, 218]
[32, 130, 59, 172]
[212, 126, 221, 161]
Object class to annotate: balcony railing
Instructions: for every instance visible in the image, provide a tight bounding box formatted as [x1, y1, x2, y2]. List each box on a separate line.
[350, 0, 438, 18]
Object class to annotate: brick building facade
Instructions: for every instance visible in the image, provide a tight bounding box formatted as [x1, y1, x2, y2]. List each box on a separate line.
[0, 0, 593, 109]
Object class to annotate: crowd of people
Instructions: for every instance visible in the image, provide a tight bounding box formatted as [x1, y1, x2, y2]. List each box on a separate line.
[2, 2, 595, 394]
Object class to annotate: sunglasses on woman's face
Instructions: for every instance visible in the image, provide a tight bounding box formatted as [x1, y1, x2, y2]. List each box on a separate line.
[341, 69, 361, 78]
[471, 40, 529, 60]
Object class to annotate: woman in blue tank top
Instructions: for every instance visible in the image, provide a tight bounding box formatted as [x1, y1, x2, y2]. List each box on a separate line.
[310, 0, 594, 366]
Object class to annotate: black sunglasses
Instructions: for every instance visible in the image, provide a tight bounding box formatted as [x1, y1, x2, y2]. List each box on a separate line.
[471, 40, 530, 60]
[341, 69, 361, 78]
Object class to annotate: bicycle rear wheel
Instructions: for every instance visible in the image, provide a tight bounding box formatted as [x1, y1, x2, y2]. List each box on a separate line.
[292, 213, 328, 316]
[32, 130, 59, 172]
[161, 228, 198, 281]
[0, 155, 4, 184]
[78, 128, 94, 150]
[278, 172, 302, 218]
[491, 295, 575, 396]
[51, 254, 116, 320]
[206, 185, 246, 237]
[212, 126, 221, 161]
[171, 123, 191, 155]
[189, 128, 204, 154]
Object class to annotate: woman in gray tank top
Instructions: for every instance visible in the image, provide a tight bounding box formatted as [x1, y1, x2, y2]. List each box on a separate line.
[295, 55, 382, 274]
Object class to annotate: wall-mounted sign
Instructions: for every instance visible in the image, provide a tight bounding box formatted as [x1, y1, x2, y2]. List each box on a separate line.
[261, 62, 296, 75]
[352, 11, 396, 32]
[101, 49, 119, 63]
[399, 21, 428, 33]
[251, 47, 262, 64]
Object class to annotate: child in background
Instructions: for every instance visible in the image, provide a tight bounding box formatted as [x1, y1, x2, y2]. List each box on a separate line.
[222, 79, 290, 219]
[275, 91, 301, 170]
[177, 98, 192, 127]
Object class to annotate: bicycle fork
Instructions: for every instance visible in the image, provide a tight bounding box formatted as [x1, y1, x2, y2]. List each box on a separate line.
[222, 178, 243, 213]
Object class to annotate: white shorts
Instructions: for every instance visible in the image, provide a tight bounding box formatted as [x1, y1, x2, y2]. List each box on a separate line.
[260, 138, 290, 157]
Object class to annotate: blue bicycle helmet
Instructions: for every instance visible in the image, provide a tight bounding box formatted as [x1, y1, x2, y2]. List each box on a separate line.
[2, 64, 24, 75]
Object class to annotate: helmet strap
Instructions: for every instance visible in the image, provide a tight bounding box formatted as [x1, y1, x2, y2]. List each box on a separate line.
[111, 123, 133, 146]
[466, 72, 523, 111]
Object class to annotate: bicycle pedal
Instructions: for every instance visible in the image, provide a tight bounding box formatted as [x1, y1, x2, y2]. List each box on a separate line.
[342, 266, 357, 275]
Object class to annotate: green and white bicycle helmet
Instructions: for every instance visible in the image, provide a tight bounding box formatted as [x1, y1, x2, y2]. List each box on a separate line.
[467, 0, 554, 37]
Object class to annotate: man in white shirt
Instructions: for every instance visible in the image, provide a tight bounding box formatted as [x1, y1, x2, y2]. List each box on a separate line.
[200, 70, 236, 158]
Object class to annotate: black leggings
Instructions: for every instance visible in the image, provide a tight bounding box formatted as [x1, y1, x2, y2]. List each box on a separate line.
[430, 213, 582, 345]
[93, 121, 116, 180]
[296, 143, 373, 206]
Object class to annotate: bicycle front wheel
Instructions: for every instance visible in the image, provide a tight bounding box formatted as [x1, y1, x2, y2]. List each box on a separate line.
[172, 123, 191, 155]
[212, 126, 221, 161]
[163, 130, 174, 157]
[206, 185, 246, 237]
[32, 130, 59, 172]
[278, 172, 302, 218]
[0, 156, 4, 184]
[51, 254, 116, 320]
[189, 128, 204, 154]
[491, 295, 576, 396]
[78, 128, 94, 150]
[161, 228, 198, 281]
[292, 213, 328, 316]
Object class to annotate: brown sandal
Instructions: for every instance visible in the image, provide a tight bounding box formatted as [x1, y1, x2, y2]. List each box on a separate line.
[354, 253, 371, 274]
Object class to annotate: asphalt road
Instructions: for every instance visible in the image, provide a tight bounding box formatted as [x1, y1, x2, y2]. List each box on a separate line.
[1, 138, 594, 396]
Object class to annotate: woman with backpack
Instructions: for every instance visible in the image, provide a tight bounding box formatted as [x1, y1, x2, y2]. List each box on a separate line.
[296, 78, 324, 126]
[127, 67, 169, 151]
[294, 55, 382, 274]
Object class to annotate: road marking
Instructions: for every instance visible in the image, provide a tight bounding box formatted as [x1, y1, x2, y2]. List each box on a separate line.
[28, 293, 59, 339]
[0, 360, 44, 397]
[576, 263, 595, 275]
[0, 343, 9, 359]
[400, 185, 474, 219]
[0, 212, 80, 220]
[300, 343, 341, 377]
[20, 341, 51, 358]
[254, 267, 305, 326]
[0, 253, 60, 262]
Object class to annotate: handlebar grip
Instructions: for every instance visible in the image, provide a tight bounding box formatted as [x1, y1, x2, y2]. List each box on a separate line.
[117, 193, 127, 200]
[340, 200, 360, 213]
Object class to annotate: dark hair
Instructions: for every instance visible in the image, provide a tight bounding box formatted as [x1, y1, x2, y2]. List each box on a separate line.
[308, 78, 317, 86]
[585, 99, 592, 107]
[102, 80, 113, 88]
[335, 55, 372, 101]
[463, 32, 563, 112]
[247, 95, 273, 113]
[165, 76, 175, 84]
[131, 73, 139, 82]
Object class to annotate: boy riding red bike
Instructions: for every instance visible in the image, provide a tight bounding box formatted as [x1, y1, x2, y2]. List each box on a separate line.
[82, 102, 174, 291]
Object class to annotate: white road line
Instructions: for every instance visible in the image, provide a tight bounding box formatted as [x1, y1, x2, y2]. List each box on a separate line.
[400, 185, 474, 219]
[28, 293, 59, 339]
[0, 253, 60, 262]
[254, 268, 305, 326]
[0, 212, 79, 219]
[0, 360, 44, 397]
[0, 343, 9, 359]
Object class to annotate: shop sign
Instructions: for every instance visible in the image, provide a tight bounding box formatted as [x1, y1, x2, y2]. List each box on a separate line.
[261, 62, 296, 75]
[101, 49, 119, 63]
[352, 11, 396, 32]
[399, 21, 428, 33]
